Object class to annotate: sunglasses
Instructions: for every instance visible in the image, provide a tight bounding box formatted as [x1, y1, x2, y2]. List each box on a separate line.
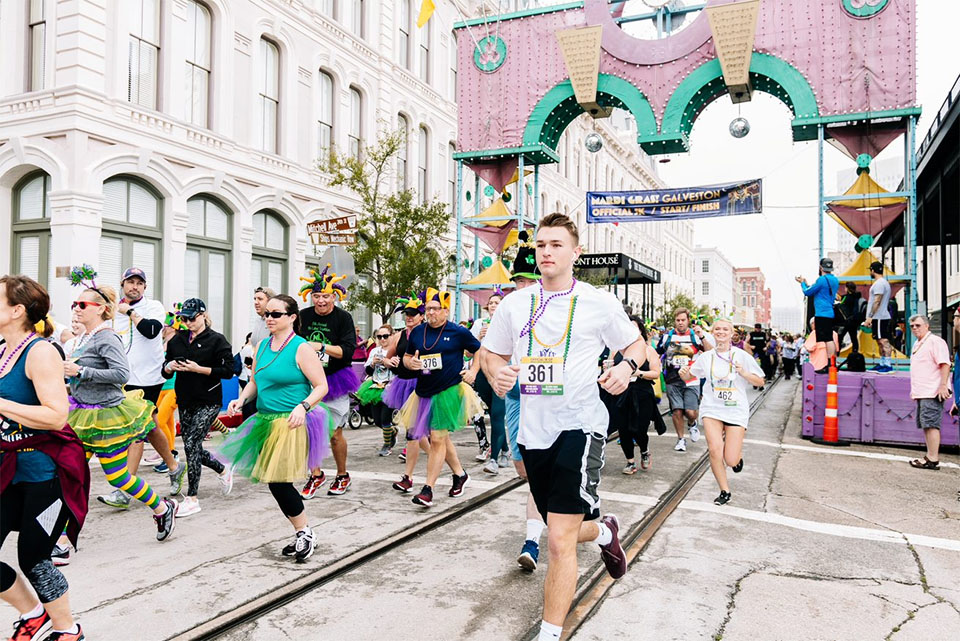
[375, 334, 391, 339]
[264, 311, 291, 319]
[71, 301, 103, 310]
[403, 309, 420, 316]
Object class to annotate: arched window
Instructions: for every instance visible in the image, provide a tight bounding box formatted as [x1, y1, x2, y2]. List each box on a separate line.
[397, 0, 411, 69]
[12, 171, 53, 287]
[449, 31, 457, 100]
[251, 210, 288, 296]
[257, 38, 280, 153]
[348, 86, 362, 158]
[129, 0, 161, 109]
[184, 0, 212, 127]
[318, 70, 334, 155]
[29, 0, 46, 91]
[100, 176, 163, 295]
[418, 125, 429, 202]
[397, 114, 409, 189]
[185, 196, 232, 331]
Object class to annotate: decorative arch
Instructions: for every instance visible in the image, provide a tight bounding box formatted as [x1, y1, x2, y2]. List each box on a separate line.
[522, 74, 658, 154]
[649, 53, 820, 154]
[0, 140, 68, 191]
[180, 175, 250, 215]
[88, 152, 180, 199]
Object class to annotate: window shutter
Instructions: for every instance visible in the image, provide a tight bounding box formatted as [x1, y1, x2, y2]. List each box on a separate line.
[102, 181, 127, 221]
[18, 236, 41, 279]
[128, 182, 158, 227]
[184, 249, 201, 299]
[98, 236, 124, 288]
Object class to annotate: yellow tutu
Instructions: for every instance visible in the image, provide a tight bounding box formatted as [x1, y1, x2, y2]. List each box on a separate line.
[397, 382, 483, 439]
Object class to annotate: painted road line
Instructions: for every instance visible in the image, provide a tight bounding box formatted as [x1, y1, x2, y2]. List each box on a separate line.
[744, 438, 960, 469]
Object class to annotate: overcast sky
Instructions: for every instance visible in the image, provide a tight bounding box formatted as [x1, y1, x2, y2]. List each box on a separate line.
[652, 0, 956, 322]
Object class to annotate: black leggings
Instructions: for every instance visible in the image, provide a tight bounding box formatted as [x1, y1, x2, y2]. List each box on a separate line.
[179, 403, 226, 497]
[619, 400, 655, 460]
[268, 483, 304, 519]
[1, 478, 71, 602]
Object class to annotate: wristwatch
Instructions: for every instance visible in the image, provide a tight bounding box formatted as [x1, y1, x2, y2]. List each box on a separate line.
[125, 308, 134, 317]
[624, 358, 640, 374]
[300, 401, 311, 412]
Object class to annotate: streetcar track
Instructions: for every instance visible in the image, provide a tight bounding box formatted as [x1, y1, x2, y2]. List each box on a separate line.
[173, 380, 781, 640]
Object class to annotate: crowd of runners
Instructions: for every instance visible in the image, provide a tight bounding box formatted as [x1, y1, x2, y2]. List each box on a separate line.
[3, 212, 954, 641]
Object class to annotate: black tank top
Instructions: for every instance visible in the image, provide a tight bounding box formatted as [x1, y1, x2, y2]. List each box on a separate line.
[392, 329, 419, 380]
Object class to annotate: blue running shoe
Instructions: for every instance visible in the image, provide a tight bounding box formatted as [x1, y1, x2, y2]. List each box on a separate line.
[517, 539, 539, 572]
[153, 461, 169, 473]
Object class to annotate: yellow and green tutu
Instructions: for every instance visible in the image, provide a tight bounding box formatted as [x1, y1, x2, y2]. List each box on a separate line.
[68, 389, 154, 454]
[355, 378, 387, 406]
[217, 405, 334, 484]
[396, 382, 482, 439]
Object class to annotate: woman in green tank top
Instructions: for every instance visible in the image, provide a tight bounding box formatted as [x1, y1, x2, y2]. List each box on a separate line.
[221, 295, 333, 563]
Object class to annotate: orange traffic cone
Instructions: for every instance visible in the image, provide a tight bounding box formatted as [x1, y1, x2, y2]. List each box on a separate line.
[813, 356, 849, 446]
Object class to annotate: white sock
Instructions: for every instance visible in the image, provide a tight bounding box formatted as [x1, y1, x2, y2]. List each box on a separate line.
[526, 519, 545, 543]
[22, 603, 44, 619]
[539, 621, 563, 641]
[54, 624, 80, 634]
[593, 522, 613, 547]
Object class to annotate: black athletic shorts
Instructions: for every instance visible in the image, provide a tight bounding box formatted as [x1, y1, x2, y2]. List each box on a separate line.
[127, 383, 163, 405]
[871, 318, 892, 341]
[520, 429, 603, 522]
[814, 317, 835, 343]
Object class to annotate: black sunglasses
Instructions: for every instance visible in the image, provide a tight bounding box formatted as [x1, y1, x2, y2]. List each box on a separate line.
[375, 334, 391, 339]
[403, 309, 421, 316]
[264, 311, 292, 319]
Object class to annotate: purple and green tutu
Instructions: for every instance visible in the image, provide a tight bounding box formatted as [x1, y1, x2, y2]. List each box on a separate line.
[216, 404, 333, 483]
[383, 377, 418, 410]
[396, 382, 482, 440]
[325, 366, 361, 402]
[355, 378, 387, 406]
[67, 389, 154, 454]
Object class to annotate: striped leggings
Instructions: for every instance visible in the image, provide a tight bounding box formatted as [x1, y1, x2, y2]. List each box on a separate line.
[88, 448, 161, 509]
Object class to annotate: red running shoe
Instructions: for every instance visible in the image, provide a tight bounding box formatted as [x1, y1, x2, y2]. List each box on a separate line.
[327, 474, 351, 495]
[448, 472, 470, 498]
[598, 514, 628, 579]
[10, 609, 50, 640]
[300, 472, 326, 499]
[39, 626, 85, 640]
[412, 485, 434, 507]
[392, 474, 413, 493]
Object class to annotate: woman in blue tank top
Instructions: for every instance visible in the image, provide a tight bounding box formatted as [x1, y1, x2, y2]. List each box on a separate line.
[221, 295, 333, 563]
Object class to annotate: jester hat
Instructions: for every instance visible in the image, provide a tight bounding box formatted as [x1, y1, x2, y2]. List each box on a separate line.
[425, 287, 452, 310]
[393, 290, 426, 315]
[510, 231, 540, 281]
[165, 303, 189, 331]
[299, 263, 348, 302]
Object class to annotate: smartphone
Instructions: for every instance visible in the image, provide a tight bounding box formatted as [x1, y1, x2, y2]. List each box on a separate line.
[175, 357, 188, 363]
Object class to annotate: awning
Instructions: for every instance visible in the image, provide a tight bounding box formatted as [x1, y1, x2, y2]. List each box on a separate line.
[463, 261, 514, 306]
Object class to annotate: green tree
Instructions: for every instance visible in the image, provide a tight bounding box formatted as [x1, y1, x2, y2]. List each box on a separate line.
[653, 290, 713, 329]
[317, 127, 452, 322]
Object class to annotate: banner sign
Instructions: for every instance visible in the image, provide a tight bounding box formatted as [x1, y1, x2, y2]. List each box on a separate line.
[586, 179, 762, 223]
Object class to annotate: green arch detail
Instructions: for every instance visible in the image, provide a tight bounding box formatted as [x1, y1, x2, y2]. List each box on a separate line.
[522, 74, 658, 155]
[647, 53, 821, 155]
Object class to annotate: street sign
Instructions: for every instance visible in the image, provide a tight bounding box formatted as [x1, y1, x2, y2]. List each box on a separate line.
[308, 215, 357, 246]
[312, 231, 357, 246]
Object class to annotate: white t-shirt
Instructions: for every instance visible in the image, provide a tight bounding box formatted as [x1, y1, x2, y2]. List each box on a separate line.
[689, 347, 764, 428]
[482, 281, 640, 449]
[239, 344, 254, 382]
[868, 277, 892, 320]
[364, 346, 394, 385]
[112, 297, 166, 386]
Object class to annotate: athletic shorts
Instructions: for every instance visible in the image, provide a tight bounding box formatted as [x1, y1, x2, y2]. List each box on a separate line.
[520, 429, 603, 522]
[127, 383, 163, 405]
[326, 394, 351, 429]
[915, 398, 943, 430]
[872, 318, 892, 341]
[814, 316, 835, 343]
[666, 382, 699, 412]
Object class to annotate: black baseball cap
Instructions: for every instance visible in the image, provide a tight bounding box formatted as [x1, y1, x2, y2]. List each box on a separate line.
[177, 298, 206, 319]
[819, 257, 834, 273]
[122, 267, 147, 283]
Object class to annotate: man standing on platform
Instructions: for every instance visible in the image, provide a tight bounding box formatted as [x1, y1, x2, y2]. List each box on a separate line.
[298, 265, 359, 498]
[482, 213, 645, 641]
[907, 315, 951, 471]
[99, 267, 186, 509]
[864, 261, 894, 372]
[797, 258, 840, 370]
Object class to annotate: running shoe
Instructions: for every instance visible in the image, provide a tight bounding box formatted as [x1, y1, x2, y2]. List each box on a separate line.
[10, 609, 50, 640]
[412, 485, 434, 507]
[142, 450, 162, 466]
[218, 466, 234, 495]
[732, 458, 743, 474]
[97, 489, 130, 509]
[177, 496, 201, 517]
[327, 474, 351, 495]
[517, 540, 539, 572]
[40, 626, 85, 640]
[169, 461, 187, 496]
[300, 472, 326, 499]
[497, 452, 510, 468]
[155, 498, 177, 541]
[154, 451, 178, 474]
[482, 459, 499, 475]
[378, 445, 393, 457]
[598, 515, 628, 579]
[474, 446, 491, 462]
[688, 422, 701, 443]
[294, 528, 315, 563]
[640, 451, 651, 471]
[51, 543, 71, 567]
[392, 474, 414, 493]
[398, 448, 407, 462]
[281, 537, 297, 557]
[714, 491, 732, 506]
[622, 461, 638, 475]
[449, 472, 470, 498]
[674, 438, 687, 452]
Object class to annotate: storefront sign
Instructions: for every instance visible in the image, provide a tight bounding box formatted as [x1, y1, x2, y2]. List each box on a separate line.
[586, 179, 762, 223]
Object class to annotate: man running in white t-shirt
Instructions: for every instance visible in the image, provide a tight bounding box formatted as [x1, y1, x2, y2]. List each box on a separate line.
[99, 267, 186, 509]
[482, 213, 647, 641]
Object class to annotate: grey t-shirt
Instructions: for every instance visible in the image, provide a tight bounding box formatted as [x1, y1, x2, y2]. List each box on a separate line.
[69, 329, 130, 407]
[868, 277, 892, 320]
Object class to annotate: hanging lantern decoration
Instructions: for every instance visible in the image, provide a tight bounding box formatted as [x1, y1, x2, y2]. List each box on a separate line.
[585, 132, 603, 153]
[483, 185, 495, 198]
[480, 256, 494, 269]
[465, 190, 472, 202]
[854, 234, 874, 253]
[729, 117, 750, 138]
[502, 191, 512, 203]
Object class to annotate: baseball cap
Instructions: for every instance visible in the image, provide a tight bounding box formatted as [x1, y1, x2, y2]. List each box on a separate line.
[122, 267, 147, 283]
[819, 257, 834, 273]
[177, 298, 206, 319]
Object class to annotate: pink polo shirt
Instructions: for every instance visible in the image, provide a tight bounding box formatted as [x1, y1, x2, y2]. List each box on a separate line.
[909, 333, 950, 399]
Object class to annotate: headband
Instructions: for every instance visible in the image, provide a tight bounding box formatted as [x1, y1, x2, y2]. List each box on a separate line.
[425, 287, 452, 310]
[298, 263, 348, 302]
[67, 264, 109, 303]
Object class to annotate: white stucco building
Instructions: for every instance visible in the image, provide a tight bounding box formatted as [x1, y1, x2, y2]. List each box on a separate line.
[693, 246, 735, 317]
